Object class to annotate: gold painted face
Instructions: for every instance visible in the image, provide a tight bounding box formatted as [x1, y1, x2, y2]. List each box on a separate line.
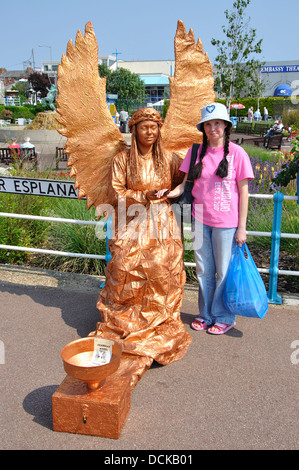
[136, 120, 159, 148]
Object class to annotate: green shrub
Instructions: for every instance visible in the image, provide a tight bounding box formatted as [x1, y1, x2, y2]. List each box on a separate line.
[35, 199, 107, 275]
[4, 106, 35, 121]
[245, 147, 299, 259]
[282, 107, 299, 130]
[0, 108, 13, 120]
[0, 193, 54, 264]
[242, 144, 279, 163]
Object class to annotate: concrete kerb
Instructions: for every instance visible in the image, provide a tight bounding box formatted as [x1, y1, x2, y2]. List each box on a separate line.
[0, 263, 298, 305]
[0, 127, 131, 146]
[0, 128, 67, 145]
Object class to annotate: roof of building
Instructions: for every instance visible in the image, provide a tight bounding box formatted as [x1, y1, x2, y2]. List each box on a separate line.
[139, 75, 170, 85]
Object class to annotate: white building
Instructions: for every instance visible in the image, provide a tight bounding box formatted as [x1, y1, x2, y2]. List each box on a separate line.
[98, 56, 174, 102]
[40, 58, 299, 100]
[260, 61, 299, 97]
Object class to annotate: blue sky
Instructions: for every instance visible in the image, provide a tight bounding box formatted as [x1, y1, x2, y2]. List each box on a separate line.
[1, 0, 298, 70]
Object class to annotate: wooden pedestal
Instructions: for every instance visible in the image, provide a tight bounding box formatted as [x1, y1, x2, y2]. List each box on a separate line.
[52, 374, 131, 439]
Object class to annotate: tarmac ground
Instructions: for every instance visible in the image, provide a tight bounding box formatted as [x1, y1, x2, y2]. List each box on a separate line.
[0, 264, 298, 451]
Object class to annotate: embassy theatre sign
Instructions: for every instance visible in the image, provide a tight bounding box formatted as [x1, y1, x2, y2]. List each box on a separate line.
[261, 64, 299, 73]
[0, 176, 81, 199]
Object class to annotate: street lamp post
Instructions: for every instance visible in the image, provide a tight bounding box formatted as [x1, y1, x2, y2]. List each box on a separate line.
[38, 44, 53, 65]
[112, 49, 121, 70]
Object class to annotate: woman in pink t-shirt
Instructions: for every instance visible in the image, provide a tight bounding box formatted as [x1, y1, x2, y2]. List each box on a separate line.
[157, 103, 254, 335]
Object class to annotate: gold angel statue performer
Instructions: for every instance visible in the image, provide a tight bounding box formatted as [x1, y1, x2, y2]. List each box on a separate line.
[56, 20, 215, 388]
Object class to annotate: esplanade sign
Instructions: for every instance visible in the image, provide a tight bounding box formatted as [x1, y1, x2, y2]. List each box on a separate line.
[0, 176, 81, 199]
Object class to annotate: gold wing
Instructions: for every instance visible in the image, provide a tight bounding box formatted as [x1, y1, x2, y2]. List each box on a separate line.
[161, 20, 215, 158]
[56, 20, 214, 208]
[56, 22, 127, 210]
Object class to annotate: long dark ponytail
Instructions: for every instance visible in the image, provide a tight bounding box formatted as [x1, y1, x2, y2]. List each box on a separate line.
[191, 125, 231, 180]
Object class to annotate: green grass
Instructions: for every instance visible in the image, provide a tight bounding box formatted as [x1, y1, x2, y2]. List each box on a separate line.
[32, 198, 107, 276]
[0, 192, 54, 264]
[242, 144, 281, 163]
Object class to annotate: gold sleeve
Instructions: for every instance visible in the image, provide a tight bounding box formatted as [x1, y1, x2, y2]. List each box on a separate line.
[111, 152, 148, 205]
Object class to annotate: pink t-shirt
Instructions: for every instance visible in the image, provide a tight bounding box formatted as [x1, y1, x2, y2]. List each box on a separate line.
[179, 142, 254, 228]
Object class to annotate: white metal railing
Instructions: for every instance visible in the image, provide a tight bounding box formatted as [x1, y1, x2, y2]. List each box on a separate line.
[0, 212, 105, 260]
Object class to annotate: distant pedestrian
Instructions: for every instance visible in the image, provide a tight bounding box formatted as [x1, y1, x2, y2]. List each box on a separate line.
[21, 137, 35, 149]
[8, 139, 20, 156]
[8, 139, 20, 149]
[119, 108, 128, 132]
[247, 107, 253, 122]
[264, 107, 268, 121]
[265, 120, 284, 148]
[254, 109, 261, 121]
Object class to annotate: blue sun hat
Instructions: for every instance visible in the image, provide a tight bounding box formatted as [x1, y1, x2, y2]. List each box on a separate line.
[196, 103, 232, 131]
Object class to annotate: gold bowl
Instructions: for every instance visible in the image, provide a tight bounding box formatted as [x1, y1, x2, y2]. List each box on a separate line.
[61, 337, 122, 390]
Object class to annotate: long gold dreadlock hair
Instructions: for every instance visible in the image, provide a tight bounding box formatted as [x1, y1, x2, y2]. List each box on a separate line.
[128, 108, 166, 181]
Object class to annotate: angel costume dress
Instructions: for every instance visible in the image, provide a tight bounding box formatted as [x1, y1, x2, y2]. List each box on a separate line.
[94, 109, 192, 387]
[56, 20, 215, 388]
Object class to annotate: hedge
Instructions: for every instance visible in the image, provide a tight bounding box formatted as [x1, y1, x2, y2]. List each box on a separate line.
[162, 97, 294, 121]
[0, 104, 52, 122]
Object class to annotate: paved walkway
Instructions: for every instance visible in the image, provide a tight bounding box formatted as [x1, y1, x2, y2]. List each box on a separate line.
[1, 131, 292, 172]
[0, 264, 298, 450]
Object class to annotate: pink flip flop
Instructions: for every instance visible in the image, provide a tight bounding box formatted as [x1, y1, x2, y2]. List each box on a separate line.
[207, 322, 236, 335]
[191, 319, 208, 331]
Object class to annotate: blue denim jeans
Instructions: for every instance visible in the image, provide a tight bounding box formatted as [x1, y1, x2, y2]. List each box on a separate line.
[193, 221, 237, 326]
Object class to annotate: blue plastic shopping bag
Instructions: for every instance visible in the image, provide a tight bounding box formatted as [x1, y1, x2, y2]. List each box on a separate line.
[223, 243, 268, 318]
